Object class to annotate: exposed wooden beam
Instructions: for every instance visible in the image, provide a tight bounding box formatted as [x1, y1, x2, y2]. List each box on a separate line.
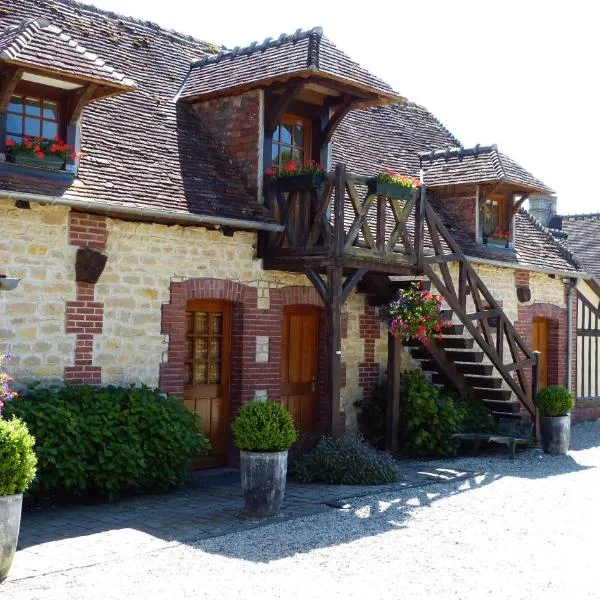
[325, 265, 344, 436]
[67, 84, 97, 124]
[265, 82, 306, 135]
[320, 95, 355, 147]
[305, 268, 327, 302]
[386, 334, 402, 454]
[341, 268, 367, 304]
[511, 193, 530, 217]
[0, 67, 23, 112]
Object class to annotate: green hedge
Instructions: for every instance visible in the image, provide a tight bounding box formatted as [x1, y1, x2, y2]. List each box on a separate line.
[5, 384, 210, 501]
[357, 371, 495, 457]
[232, 400, 297, 452]
[294, 434, 399, 485]
[0, 417, 37, 496]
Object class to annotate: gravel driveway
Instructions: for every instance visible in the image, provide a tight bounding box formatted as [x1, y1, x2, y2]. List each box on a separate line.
[5, 420, 600, 599]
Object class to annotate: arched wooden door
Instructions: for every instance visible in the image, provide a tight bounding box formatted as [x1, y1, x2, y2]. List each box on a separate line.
[184, 300, 231, 468]
[532, 317, 549, 389]
[281, 305, 319, 434]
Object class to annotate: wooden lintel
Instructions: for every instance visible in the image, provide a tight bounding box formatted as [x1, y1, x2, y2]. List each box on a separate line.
[320, 95, 355, 147]
[67, 84, 97, 124]
[341, 268, 367, 304]
[0, 67, 24, 112]
[265, 82, 306, 134]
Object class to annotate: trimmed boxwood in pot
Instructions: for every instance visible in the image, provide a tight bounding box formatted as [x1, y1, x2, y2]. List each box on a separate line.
[0, 417, 37, 582]
[535, 386, 574, 455]
[232, 400, 297, 517]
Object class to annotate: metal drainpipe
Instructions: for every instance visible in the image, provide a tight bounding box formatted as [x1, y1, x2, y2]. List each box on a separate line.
[566, 279, 574, 392]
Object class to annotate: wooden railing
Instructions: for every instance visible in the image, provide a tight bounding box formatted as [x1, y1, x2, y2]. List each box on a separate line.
[262, 163, 537, 416]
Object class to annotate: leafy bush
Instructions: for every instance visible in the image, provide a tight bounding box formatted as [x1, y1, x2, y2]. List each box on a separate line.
[232, 400, 297, 452]
[5, 384, 209, 501]
[0, 417, 37, 496]
[535, 386, 574, 417]
[294, 434, 399, 485]
[356, 371, 496, 457]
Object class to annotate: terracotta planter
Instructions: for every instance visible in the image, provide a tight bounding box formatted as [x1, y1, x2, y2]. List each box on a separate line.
[13, 153, 64, 171]
[240, 450, 288, 517]
[275, 173, 324, 192]
[539, 415, 571, 455]
[366, 179, 414, 200]
[0, 493, 23, 582]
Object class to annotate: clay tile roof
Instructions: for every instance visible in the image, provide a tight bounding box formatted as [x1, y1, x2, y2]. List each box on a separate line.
[560, 213, 600, 280]
[0, 0, 275, 229]
[418, 144, 554, 194]
[180, 27, 402, 103]
[0, 16, 136, 89]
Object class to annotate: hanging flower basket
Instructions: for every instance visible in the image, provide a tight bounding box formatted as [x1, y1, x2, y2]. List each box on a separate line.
[266, 160, 325, 192]
[379, 282, 451, 343]
[367, 171, 420, 200]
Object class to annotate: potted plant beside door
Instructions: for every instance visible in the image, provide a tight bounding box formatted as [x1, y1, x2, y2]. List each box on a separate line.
[0, 354, 37, 582]
[232, 399, 297, 517]
[534, 386, 574, 455]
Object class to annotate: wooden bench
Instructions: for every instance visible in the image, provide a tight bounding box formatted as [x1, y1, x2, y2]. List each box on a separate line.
[453, 418, 534, 459]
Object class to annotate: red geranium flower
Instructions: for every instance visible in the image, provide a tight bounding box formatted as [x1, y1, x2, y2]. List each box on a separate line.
[5, 138, 16, 147]
[36, 152, 45, 159]
[264, 168, 275, 176]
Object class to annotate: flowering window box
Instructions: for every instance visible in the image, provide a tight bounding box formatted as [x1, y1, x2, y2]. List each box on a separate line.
[12, 153, 64, 171]
[367, 172, 419, 200]
[275, 172, 325, 192]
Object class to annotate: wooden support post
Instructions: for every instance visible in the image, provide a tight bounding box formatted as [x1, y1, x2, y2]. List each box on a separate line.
[376, 195, 386, 254]
[333, 164, 346, 257]
[326, 264, 344, 437]
[415, 184, 426, 270]
[386, 334, 402, 453]
[532, 350, 541, 439]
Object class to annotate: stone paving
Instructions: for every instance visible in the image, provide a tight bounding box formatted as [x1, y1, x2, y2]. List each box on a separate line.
[10, 464, 473, 581]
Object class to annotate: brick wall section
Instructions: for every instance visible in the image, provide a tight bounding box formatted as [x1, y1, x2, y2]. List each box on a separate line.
[515, 270, 530, 288]
[192, 90, 261, 199]
[359, 304, 381, 401]
[64, 212, 106, 384]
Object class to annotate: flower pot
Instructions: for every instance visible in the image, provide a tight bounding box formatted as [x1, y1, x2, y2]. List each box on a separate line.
[240, 450, 288, 517]
[0, 493, 23, 582]
[275, 173, 324, 192]
[0, 278, 20, 291]
[366, 179, 415, 200]
[13, 153, 64, 171]
[539, 415, 571, 455]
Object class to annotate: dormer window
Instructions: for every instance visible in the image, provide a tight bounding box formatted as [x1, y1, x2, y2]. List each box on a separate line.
[271, 114, 312, 173]
[7, 94, 62, 144]
[480, 193, 513, 248]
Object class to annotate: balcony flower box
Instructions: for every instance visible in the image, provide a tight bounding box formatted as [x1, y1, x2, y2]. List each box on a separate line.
[266, 160, 325, 193]
[367, 171, 420, 200]
[13, 153, 64, 171]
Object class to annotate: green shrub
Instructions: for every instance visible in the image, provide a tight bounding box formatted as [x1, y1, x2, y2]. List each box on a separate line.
[232, 400, 297, 452]
[0, 417, 37, 496]
[294, 434, 399, 485]
[5, 384, 210, 501]
[355, 385, 387, 450]
[534, 386, 574, 417]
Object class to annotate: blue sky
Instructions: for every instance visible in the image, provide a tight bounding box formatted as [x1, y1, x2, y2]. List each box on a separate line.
[90, 0, 598, 215]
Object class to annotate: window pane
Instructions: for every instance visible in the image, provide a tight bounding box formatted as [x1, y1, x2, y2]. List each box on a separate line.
[271, 143, 279, 167]
[194, 363, 208, 384]
[208, 362, 221, 384]
[42, 121, 58, 140]
[195, 312, 208, 334]
[43, 102, 58, 120]
[195, 337, 209, 360]
[273, 125, 280, 143]
[293, 123, 304, 147]
[279, 147, 292, 165]
[24, 117, 40, 137]
[25, 98, 41, 117]
[184, 364, 193, 385]
[292, 149, 303, 164]
[211, 314, 222, 335]
[210, 339, 221, 360]
[280, 123, 292, 145]
[186, 339, 193, 360]
[6, 114, 22, 135]
[8, 95, 22, 112]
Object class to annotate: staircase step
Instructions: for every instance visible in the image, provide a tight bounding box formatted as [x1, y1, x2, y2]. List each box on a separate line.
[404, 336, 474, 350]
[419, 360, 494, 376]
[490, 411, 525, 420]
[444, 323, 464, 335]
[432, 373, 503, 389]
[411, 347, 484, 363]
[474, 388, 513, 402]
[482, 400, 522, 414]
[440, 309, 453, 321]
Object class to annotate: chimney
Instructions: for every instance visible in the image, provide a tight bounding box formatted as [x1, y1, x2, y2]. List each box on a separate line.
[528, 195, 559, 228]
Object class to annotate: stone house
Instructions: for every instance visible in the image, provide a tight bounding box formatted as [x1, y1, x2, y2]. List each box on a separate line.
[0, 0, 590, 466]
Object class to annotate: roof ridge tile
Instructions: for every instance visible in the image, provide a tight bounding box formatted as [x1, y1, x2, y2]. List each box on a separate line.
[561, 212, 600, 221]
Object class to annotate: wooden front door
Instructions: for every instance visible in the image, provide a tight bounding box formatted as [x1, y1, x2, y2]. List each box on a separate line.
[184, 300, 231, 468]
[532, 317, 549, 389]
[281, 306, 319, 434]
